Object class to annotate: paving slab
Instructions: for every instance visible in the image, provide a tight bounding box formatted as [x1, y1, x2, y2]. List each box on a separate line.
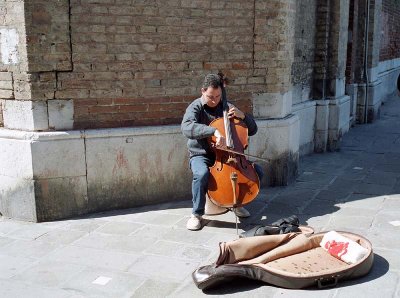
[46, 246, 140, 271]
[10, 260, 86, 288]
[35, 228, 96, 245]
[127, 254, 199, 282]
[132, 279, 180, 298]
[334, 270, 399, 298]
[0, 279, 73, 298]
[0, 239, 60, 258]
[0, 254, 36, 279]
[72, 232, 159, 253]
[61, 268, 145, 298]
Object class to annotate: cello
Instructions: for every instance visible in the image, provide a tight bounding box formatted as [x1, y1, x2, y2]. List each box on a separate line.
[207, 74, 260, 217]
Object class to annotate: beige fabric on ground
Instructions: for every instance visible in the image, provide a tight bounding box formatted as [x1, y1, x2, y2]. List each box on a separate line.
[217, 233, 299, 265]
[238, 234, 313, 265]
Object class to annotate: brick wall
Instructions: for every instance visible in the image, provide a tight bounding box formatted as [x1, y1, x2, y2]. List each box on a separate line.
[313, 1, 331, 99]
[345, 0, 359, 84]
[254, 0, 295, 95]
[292, 0, 317, 104]
[380, 0, 400, 61]
[24, 0, 72, 73]
[62, 0, 263, 129]
[313, 0, 349, 98]
[1, 0, 297, 130]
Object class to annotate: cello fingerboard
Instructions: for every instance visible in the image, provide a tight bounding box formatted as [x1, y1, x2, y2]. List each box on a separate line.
[223, 110, 234, 149]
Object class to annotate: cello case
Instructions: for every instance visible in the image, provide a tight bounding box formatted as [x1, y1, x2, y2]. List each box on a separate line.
[192, 231, 373, 289]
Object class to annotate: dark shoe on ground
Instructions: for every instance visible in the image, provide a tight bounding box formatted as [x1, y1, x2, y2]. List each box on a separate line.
[233, 207, 251, 218]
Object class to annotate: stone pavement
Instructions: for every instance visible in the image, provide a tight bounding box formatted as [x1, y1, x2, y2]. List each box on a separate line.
[1, 95, 400, 298]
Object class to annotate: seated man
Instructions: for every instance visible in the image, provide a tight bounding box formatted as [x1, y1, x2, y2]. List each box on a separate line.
[181, 74, 263, 231]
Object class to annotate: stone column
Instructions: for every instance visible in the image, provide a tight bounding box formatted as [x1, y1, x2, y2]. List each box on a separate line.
[249, 0, 300, 186]
[354, 0, 383, 123]
[2, 0, 73, 131]
[0, 0, 87, 221]
[313, 0, 351, 152]
[345, 0, 360, 126]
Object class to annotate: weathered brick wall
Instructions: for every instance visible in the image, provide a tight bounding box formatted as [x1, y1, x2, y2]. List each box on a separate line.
[24, 0, 71, 73]
[329, 0, 349, 81]
[23, 0, 71, 101]
[380, 0, 400, 61]
[64, 0, 261, 129]
[345, 0, 359, 84]
[292, 0, 317, 104]
[0, 0, 70, 127]
[1, 0, 297, 130]
[313, 0, 349, 98]
[313, 1, 331, 99]
[254, 0, 295, 95]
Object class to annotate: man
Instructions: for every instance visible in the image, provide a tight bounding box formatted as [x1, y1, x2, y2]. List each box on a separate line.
[181, 74, 263, 231]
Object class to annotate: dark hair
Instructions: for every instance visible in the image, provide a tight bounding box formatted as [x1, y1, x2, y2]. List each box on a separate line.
[202, 74, 222, 90]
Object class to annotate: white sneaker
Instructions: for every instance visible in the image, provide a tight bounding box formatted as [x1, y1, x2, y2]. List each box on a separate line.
[234, 207, 250, 218]
[186, 214, 202, 231]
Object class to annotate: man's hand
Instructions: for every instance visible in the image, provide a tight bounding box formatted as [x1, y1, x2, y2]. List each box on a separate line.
[214, 129, 226, 148]
[228, 106, 245, 120]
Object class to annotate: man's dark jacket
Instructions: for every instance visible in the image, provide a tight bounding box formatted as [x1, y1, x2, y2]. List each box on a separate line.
[181, 97, 257, 157]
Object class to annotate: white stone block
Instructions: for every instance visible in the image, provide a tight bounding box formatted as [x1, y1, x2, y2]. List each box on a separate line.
[367, 79, 383, 106]
[0, 28, 19, 64]
[292, 100, 316, 155]
[337, 95, 351, 133]
[369, 65, 379, 82]
[3, 100, 48, 131]
[0, 175, 36, 221]
[0, 136, 33, 179]
[84, 126, 191, 208]
[334, 78, 345, 98]
[345, 83, 358, 120]
[252, 91, 292, 118]
[315, 100, 329, 131]
[31, 136, 86, 179]
[377, 60, 400, 101]
[34, 176, 88, 221]
[249, 114, 299, 159]
[377, 57, 400, 74]
[48, 100, 74, 130]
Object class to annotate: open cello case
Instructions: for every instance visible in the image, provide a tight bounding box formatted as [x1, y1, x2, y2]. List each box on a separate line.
[192, 230, 373, 290]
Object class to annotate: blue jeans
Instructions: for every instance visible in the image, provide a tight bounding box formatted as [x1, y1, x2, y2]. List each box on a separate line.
[189, 155, 264, 216]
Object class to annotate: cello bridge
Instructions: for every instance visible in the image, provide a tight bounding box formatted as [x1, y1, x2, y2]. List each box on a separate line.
[227, 156, 237, 165]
